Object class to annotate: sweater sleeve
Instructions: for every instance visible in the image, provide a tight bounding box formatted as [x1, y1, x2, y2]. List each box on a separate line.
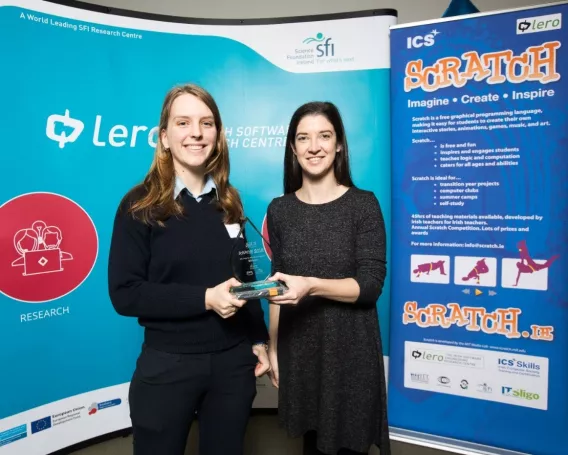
[107, 199, 208, 319]
[353, 193, 387, 306]
[238, 221, 269, 343]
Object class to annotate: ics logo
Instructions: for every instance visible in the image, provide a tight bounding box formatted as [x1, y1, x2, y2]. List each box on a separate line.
[407, 29, 440, 49]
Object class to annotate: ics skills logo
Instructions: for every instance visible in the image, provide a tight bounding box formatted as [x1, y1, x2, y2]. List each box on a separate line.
[498, 358, 540, 370]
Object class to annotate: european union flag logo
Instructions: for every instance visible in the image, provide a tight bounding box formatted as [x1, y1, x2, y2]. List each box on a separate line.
[31, 416, 52, 434]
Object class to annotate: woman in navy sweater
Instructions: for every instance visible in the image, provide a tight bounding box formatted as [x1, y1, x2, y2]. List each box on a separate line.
[108, 83, 270, 455]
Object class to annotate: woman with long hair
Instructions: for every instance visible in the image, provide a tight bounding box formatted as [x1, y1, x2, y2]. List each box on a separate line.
[266, 101, 390, 455]
[108, 83, 270, 455]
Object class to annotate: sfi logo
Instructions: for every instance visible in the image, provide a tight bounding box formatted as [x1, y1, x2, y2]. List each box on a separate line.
[407, 29, 440, 49]
[302, 32, 335, 57]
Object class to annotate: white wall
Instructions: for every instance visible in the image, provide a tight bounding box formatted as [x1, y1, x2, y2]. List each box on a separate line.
[84, 0, 548, 24]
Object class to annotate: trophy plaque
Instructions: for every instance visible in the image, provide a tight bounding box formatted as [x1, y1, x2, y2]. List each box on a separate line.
[229, 216, 288, 300]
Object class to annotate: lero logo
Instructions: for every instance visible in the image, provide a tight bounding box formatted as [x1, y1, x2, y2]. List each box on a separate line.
[498, 358, 540, 371]
[407, 29, 440, 49]
[412, 349, 444, 362]
[46, 109, 158, 149]
[46, 110, 84, 149]
[517, 13, 562, 34]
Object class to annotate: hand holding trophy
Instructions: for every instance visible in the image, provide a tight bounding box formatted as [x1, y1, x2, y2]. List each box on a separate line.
[229, 216, 288, 300]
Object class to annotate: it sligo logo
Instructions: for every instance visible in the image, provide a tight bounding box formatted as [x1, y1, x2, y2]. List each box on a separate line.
[407, 29, 439, 49]
[303, 32, 335, 57]
[501, 386, 540, 401]
[46, 109, 84, 149]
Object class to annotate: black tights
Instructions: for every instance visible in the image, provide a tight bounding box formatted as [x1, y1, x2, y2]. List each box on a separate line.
[303, 431, 367, 455]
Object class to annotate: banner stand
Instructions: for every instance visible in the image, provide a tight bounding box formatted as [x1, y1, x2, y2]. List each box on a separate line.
[390, 428, 528, 455]
[388, 2, 567, 455]
[0, 1, 396, 453]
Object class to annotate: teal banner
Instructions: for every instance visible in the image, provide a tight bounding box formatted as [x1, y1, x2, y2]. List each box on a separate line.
[0, 1, 396, 453]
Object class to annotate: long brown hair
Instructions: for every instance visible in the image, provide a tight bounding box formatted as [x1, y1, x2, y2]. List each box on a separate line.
[129, 84, 244, 225]
[283, 101, 354, 194]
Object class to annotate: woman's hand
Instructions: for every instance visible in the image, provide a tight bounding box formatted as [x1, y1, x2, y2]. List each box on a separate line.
[253, 344, 271, 377]
[267, 345, 279, 388]
[268, 272, 312, 305]
[205, 278, 246, 318]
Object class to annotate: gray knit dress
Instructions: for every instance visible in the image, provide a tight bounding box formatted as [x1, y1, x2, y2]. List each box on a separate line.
[266, 187, 391, 455]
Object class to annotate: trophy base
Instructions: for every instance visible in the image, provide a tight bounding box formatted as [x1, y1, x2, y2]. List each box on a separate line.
[230, 279, 288, 300]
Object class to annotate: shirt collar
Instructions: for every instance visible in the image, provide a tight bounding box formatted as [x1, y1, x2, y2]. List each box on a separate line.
[174, 175, 217, 200]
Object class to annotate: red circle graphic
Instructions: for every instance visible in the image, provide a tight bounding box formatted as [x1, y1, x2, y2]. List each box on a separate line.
[0, 193, 98, 303]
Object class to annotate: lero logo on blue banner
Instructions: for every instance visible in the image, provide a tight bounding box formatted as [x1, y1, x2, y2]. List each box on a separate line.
[44, 109, 289, 151]
[45, 109, 158, 149]
[516, 13, 562, 35]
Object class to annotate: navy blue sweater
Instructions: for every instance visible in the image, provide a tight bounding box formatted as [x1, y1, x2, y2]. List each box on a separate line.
[107, 185, 268, 354]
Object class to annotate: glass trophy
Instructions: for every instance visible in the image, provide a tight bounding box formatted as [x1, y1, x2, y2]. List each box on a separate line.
[229, 216, 288, 300]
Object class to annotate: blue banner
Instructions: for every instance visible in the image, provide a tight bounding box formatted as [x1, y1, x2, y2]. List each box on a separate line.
[389, 3, 566, 455]
[0, 1, 395, 453]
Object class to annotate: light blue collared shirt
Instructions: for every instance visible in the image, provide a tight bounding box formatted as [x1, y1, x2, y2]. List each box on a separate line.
[174, 175, 217, 202]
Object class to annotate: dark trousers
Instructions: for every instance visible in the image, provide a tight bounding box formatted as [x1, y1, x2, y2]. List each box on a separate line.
[128, 341, 258, 455]
[303, 431, 368, 455]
